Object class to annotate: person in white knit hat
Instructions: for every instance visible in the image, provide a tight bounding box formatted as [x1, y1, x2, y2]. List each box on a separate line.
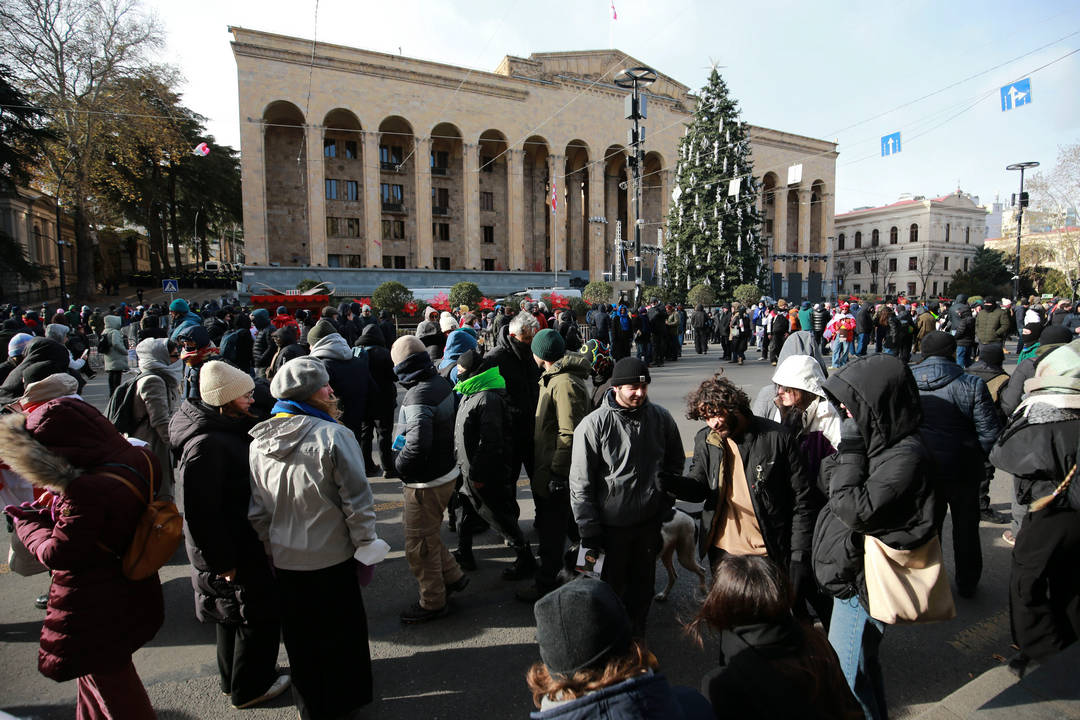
[170, 360, 291, 710]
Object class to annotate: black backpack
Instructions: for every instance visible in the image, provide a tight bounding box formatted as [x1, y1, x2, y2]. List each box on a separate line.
[105, 374, 145, 435]
[97, 333, 111, 354]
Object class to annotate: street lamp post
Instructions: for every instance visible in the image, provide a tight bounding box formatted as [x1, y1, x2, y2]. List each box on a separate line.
[1006, 161, 1040, 301]
[54, 196, 67, 305]
[614, 66, 656, 307]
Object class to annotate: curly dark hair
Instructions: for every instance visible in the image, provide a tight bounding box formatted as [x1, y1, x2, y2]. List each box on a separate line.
[686, 373, 751, 420]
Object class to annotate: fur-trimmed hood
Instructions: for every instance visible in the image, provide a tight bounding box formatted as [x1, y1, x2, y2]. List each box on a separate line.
[0, 412, 79, 492]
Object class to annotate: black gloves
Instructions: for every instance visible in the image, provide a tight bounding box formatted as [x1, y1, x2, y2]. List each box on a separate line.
[580, 535, 605, 551]
[658, 470, 693, 496]
[837, 417, 865, 455]
[789, 559, 815, 600]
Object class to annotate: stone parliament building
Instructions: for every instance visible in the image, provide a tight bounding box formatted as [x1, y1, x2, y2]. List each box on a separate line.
[231, 27, 837, 299]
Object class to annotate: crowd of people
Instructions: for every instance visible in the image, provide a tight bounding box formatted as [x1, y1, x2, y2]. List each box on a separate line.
[0, 289, 1076, 720]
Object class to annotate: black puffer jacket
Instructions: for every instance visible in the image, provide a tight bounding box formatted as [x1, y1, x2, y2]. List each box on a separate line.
[309, 333, 373, 440]
[999, 341, 1070, 418]
[454, 380, 513, 488]
[812, 354, 938, 601]
[855, 306, 874, 335]
[252, 314, 274, 370]
[170, 400, 277, 625]
[990, 408, 1080, 509]
[953, 308, 976, 347]
[485, 327, 540, 456]
[811, 306, 829, 332]
[669, 416, 812, 564]
[393, 351, 456, 484]
[912, 356, 1001, 468]
[355, 324, 397, 415]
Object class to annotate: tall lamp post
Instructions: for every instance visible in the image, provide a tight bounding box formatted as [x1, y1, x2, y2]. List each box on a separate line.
[54, 196, 67, 305]
[614, 66, 656, 306]
[1006, 161, 1039, 301]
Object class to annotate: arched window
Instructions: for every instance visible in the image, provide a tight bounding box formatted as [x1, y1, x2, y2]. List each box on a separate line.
[838, 233, 845, 250]
[909, 223, 919, 242]
[965, 227, 970, 243]
[945, 223, 951, 242]
[890, 226, 898, 244]
[855, 231, 862, 249]
[871, 229, 880, 247]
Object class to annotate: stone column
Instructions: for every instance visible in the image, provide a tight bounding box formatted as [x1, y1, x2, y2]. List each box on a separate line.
[798, 187, 812, 278]
[772, 185, 787, 280]
[463, 143, 480, 270]
[306, 124, 326, 266]
[240, 121, 269, 265]
[548, 153, 566, 271]
[414, 136, 433, 269]
[821, 191, 835, 280]
[568, 167, 583, 270]
[588, 163, 605, 279]
[659, 169, 673, 235]
[507, 147, 525, 271]
[362, 131, 382, 267]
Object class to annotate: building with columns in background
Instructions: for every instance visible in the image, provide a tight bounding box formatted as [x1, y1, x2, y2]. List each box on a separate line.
[230, 27, 837, 297]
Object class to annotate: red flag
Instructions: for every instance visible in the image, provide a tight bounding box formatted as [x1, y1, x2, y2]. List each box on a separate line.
[611, 1, 617, 20]
[551, 181, 557, 214]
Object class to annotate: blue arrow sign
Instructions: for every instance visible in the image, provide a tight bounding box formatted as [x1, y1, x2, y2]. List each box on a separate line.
[880, 132, 901, 157]
[162, 278, 179, 293]
[1000, 78, 1031, 111]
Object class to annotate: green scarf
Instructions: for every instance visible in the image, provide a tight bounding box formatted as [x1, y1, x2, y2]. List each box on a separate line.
[454, 366, 505, 396]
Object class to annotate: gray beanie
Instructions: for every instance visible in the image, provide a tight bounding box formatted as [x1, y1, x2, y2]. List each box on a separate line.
[534, 576, 632, 676]
[270, 356, 329, 400]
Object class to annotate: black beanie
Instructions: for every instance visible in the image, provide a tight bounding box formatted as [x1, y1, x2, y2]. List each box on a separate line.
[1023, 322, 1044, 344]
[534, 577, 632, 676]
[979, 344, 1005, 369]
[455, 349, 485, 380]
[1040, 325, 1072, 346]
[920, 331, 956, 359]
[610, 357, 651, 386]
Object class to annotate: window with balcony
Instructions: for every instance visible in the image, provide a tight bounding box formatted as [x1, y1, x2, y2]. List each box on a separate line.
[482, 225, 494, 244]
[480, 191, 494, 211]
[345, 180, 359, 202]
[379, 145, 404, 169]
[433, 222, 450, 242]
[430, 150, 449, 175]
[432, 187, 449, 215]
[323, 139, 337, 157]
[325, 179, 338, 200]
[381, 183, 404, 212]
[344, 140, 358, 159]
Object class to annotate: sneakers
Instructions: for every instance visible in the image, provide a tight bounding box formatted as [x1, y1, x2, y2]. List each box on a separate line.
[232, 674, 291, 709]
[400, 602, 450, 624]
[980, 508, 1010, 524]
[1002, 530, 1016, 546]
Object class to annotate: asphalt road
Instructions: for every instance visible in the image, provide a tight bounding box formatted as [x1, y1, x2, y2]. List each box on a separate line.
[0, 341, 1018, 719]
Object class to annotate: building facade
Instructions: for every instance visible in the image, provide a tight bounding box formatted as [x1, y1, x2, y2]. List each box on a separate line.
[231, 27, 837, 294]
[0, 186, 76, 304]
[833, 191, 987, 300]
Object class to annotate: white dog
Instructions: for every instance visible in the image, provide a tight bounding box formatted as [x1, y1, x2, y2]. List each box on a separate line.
[654, 507, 708, 602]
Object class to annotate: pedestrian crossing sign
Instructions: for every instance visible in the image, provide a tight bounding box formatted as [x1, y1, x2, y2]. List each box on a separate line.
[162, 279, 179, 293]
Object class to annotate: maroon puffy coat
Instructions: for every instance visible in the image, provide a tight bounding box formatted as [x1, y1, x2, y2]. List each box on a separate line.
[0, 397, 164, 682]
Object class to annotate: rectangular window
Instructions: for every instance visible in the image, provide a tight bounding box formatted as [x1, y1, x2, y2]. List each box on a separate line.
[888, 258, 897, 272]
[965, 227, 970, 244]
[379, 145, 403, 169]
[323, 138, 337, 157]
[907, 282, 917, 296]
[908, 256, 918, 271]
[434, 256, 451, 270]
[854, 261, 862, 273]
[432, 187, 449, 214]
[382, 255, 407, 269]
[482, 258, 495, 271]
[325, 179, 338, 200]
[326, 217, 340, 237]
[933, 281, 939, 295]
[431, 150, 449, 175]
[433, 222, 450, 242]
[943, 256, 950, 270]
[887, 283, 895, 295]
[853, 283, 862, 293]
[346, 180, 359, 202]
[480, 191, 494, 211]
[381, 183, 404, 211]
[870, 259, 879, 274]
[943, 281, 950, 295]
[328, 254, 341, 267]
[963, 257, 969, 271]
[838, 234, 845, 250]
[765, 219, 774, 235]
[482, 225, 495, 244]
[344, 140, 358, 159]
[945, 223, 951, 242]
[347, 218, 360, 237]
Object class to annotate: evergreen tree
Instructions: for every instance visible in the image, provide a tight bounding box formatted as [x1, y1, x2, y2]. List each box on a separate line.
[664, 69, 765, 300]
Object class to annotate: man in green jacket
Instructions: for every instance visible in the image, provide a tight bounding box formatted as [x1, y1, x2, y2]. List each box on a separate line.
[974, 297, 1010, 348]
[515, 329, 592, 602]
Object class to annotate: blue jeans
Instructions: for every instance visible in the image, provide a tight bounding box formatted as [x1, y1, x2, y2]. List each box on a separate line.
[832, 339, 850, 368]
[855, 332, 869, 356]
[829, 596, 887, 720]
[956, 344, 971, 367]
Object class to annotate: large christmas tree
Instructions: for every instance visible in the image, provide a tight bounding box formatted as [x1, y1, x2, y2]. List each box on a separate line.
[664, 68, 766, 299]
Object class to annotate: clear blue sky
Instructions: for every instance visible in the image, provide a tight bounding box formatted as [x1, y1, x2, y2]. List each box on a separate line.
[155, 0, 1080, 215]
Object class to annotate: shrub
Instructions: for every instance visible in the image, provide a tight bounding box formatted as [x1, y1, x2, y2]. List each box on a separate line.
[582, 280, 614, 305]
[371, 281, 414, 316]
[296, 278, 321, 292]
[686, 283, 716, 307]
[733, 283, 761, 308]
[449, 281, 483, 310]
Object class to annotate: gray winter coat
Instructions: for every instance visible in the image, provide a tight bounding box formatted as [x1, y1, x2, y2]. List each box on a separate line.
[569, 391, 684, 540]
[101, 315, 129, 371]
[130, 338, 183, 500]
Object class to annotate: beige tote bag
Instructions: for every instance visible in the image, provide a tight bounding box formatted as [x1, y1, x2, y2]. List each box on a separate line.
[864, 534, 955, 625]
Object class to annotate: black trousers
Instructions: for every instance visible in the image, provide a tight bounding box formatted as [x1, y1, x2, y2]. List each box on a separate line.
[276, 561, 372, 719]
[694, 331, 708, 354]
[465, 475, 526, 549]
[361, 408, 394, 469]
[215, 619, 281, 706]
[602, 516, 662, 637]
[1010, 507, 1080, 660]
[937, 472, 983, 594]
[534, 488, 575, 589]
[107, 370, 124, 395]
[980, 460, 996, 512]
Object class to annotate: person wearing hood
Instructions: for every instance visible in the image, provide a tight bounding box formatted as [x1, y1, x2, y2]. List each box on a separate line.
[487, 311, 542, 482]
[267, 325, 305, 381]
[915, 304, 938, 353]
[171, 362, 291, 710]
[768, 306, 790, 365]
[751, 331, 828, 418]
[569, 358, 685, 635]
[580, 338, 614, 409]
[270, 306, 299, 332]
[813, 355, 938, 719]
[439, 329, 479, 384]
[0, 337, 86, 406]
[168, 298, 203, 342]
[612, 305, 633, 360]
[22, 309, 45, 337]
[45, 323, 87, 374]
[811, 302, 830, 354]
[378, 309, 397, 348]
[0, 332, 33, 385]
[515, 331, 591, 602]
[1000, 324, 1074, 418]
[248, 357, 389, 718]
[912, 332, 1001, 598]
[688, 554, 862, 719]
[451, 349, 536, 580]
[989, 340, 1080, 676]
[128, 338, 185, 501]
[555, 310, 582, 352]
[177, 325, 220, 401]
[308, 328, 374, 454]
[356, 323, 398, 478]
[389, 335, 468, 623]
[101, 314, 130, 395]
[798, 301, 812, 333]
[251, 308, 275, 379]
[0, 392, 163, 719]
[415, 306, 440, 337]
[0, 317, 23, 361]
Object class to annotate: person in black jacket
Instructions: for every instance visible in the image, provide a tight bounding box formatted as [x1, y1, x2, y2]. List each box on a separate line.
[769, 307, 789, 365]
[171, 362, 290, 709]
[813, 354, 937, 720]
[687, 554, 862, 720]
[251, 308, 274, 379]
[912, 331, 1001, 597]
[953, 305, 977, 368]
[0, 337, 85, 405]
[690, 304, 709, 355]
[0, 318, 22, 362]
[309, 331, 374, 455]
[662, 374, 813, 599]
[811, 303, 830, 356]
[854, 304, 873, 356]
[378, 310, 397, 349]
[485, 312, 541, 482]
[356, 323, 398, 478]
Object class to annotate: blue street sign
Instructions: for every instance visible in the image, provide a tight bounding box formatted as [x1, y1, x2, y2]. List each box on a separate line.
[880, 132, 901, 157]
[162, 278, 179, 293]
[1000, 78, 1031, 111]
